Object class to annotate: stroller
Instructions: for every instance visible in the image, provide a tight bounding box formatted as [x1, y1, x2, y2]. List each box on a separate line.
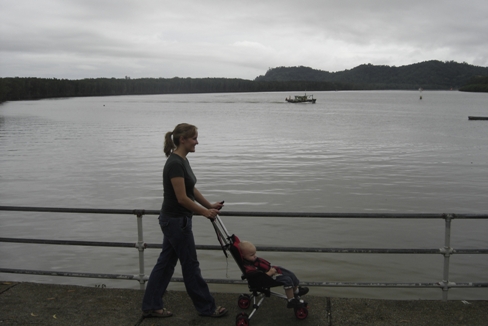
[211, 215, 309, 326]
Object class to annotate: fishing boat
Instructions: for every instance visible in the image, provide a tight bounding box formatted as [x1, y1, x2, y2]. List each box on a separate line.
[286, 94, 316, 103]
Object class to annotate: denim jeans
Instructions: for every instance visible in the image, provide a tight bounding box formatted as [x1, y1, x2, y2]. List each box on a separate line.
[275, 267, 300, 289]
[141, 214, 216, 315]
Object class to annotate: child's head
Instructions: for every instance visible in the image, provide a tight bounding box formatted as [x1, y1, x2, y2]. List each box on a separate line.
[239, 240, 257, 262]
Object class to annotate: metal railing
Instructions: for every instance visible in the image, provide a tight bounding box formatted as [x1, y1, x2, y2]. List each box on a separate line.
[1, 205, 487, 301]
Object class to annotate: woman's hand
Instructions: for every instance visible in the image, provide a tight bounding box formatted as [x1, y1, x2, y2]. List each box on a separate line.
[203, 208, 220, 220]
[210, 201, 225, 210]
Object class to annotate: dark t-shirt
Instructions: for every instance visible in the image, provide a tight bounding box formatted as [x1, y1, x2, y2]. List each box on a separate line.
[161, 153, 196, 217]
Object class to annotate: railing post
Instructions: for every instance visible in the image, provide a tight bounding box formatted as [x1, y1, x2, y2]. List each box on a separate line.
[134, 210, 146, 290]
[440, 214, 454, 301]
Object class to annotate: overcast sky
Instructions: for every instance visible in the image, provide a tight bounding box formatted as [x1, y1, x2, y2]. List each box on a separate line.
[1, 0, 487, 80]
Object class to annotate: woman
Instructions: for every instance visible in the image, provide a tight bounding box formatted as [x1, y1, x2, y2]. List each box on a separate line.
[142, 123, 227, 318]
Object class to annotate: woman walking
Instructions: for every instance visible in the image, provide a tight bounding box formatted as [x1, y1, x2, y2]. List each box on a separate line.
[142, 123, 227, 318]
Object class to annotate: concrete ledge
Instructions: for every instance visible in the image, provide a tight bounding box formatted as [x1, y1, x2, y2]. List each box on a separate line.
[1, 281, 487, 325]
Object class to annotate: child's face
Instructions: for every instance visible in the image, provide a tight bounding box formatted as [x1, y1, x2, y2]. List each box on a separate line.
[242, 243, 257, 262]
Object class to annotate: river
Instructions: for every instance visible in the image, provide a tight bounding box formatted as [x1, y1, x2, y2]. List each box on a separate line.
[1, 90, 487, 300]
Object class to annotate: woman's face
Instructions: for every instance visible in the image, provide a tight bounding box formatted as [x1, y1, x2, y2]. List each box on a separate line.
[181, 131, 199, 153]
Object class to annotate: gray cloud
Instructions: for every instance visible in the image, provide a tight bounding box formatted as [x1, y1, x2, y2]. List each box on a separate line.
[1, 0, 487, 79]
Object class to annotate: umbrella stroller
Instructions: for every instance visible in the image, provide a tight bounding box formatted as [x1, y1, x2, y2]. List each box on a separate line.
[211, 215, 309, 326]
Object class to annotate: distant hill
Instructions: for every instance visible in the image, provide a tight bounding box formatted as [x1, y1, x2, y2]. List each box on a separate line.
[459, 75, 488, 92]
[255, 60, 488, 90]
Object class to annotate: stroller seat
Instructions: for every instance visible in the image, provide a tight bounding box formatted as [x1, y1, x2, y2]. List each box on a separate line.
[229, 234, 285, 294]
[211, 216, 308, 326]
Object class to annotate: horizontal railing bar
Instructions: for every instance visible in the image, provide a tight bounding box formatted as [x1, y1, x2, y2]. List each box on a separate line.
[0, 268, 138, 280]
[0, 206, 151, 216]
[146, 243, 449, 254]
[253, 247, 440, 254]
[3, 238, 487, 254]
[2, 206, 488, 219]
[453, 249, 488, 254]
[223, 212, 488, 219]
[303, 281, 488, 288]
[0, 237, 135, 248]
[2, 269, 487, 289]
[256, 247, 485, 254]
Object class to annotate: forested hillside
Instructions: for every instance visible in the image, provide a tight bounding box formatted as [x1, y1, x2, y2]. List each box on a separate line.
[459, 75, 488, 92]
[255, 60, 488, 90]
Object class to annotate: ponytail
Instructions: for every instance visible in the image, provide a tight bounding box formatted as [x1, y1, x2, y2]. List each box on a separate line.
[163, 131, 174, 157]
[163, 123, 197, 157]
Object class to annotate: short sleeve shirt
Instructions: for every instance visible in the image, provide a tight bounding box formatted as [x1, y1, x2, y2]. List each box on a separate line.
[161, 153, 197, 217]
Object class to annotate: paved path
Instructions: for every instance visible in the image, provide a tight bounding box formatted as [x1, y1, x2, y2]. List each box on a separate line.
[1, 281, 487, 325]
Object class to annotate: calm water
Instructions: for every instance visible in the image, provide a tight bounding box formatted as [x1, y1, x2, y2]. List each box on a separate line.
[1, 90, 487, 300]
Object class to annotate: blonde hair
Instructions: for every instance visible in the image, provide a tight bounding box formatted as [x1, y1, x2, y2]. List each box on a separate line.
[239, 241, 255, 252]
[164, 123, 198, 157]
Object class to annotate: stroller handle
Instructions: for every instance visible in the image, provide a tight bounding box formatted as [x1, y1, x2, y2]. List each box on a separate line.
[214, 214, 231, 238]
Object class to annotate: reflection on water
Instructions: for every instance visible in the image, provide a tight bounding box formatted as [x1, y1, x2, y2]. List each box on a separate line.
[1, 91, 487, 299]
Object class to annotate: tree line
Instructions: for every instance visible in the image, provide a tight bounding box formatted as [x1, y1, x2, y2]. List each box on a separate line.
[1, 60, 487, 102]
[0, 77, 356, 102]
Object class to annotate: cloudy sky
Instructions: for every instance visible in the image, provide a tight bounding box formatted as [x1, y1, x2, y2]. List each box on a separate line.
[1, 0, 487, 80]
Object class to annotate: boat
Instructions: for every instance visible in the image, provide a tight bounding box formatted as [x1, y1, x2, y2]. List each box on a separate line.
[286, 94, 316, 103]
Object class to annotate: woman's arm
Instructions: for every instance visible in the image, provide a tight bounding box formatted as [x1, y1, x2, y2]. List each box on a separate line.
[171, 177, 219, 219]
[194, 188, 224, 210]
[194, 187, 212, 209]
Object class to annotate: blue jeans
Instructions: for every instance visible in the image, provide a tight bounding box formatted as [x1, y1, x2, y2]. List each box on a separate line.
[275, 267, 300, 289]
[141, 214, 216, 315]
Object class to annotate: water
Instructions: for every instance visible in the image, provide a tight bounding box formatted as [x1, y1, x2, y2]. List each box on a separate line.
[1, 90, 487, 300]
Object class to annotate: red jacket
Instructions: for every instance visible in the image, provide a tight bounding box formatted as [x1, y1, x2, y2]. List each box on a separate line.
[242, 257, 282, 275]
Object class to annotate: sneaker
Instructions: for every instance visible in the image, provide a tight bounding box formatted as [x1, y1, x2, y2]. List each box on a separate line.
[287, 297, 305, 309]
[297, 286, 309, 297]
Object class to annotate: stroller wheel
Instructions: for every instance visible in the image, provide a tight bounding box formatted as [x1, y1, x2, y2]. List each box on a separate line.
[236, 312, 250, 326]
[294, 306, 308, 320]
[237, 294, 251, 309]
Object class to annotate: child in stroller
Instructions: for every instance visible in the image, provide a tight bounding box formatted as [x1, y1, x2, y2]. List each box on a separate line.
[239, 240, 309, 308]
[211, 214, 310, 324]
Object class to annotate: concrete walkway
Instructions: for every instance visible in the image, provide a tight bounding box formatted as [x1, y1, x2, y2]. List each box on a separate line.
[1, 281, 486, 325]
